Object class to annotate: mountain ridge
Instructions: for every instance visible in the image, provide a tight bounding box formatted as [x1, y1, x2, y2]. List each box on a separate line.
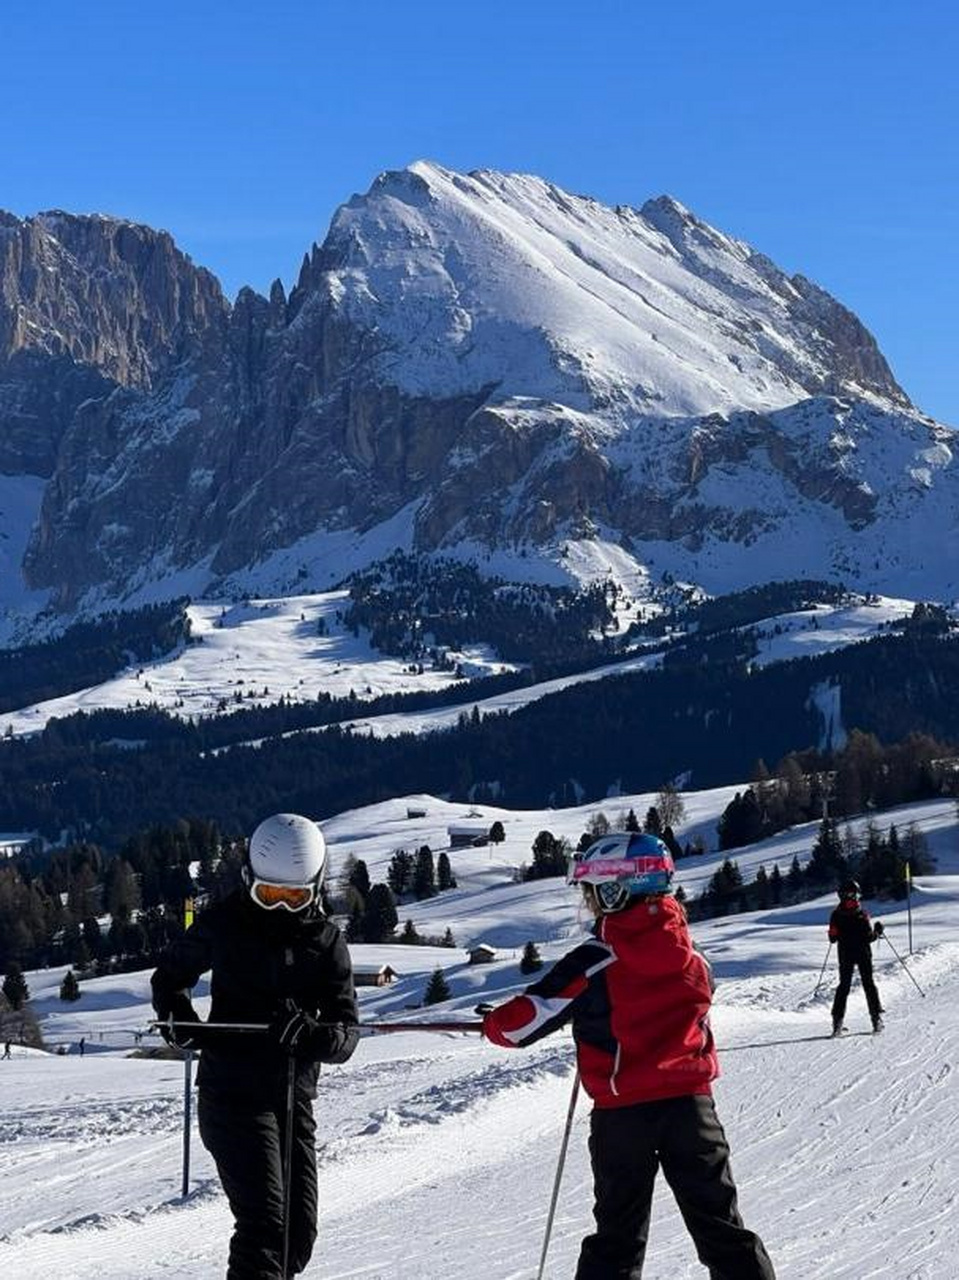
[0, 162, 954, 638]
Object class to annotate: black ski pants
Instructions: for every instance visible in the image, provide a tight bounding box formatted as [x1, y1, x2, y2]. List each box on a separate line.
[575, 1093, 776, 1280]
[198, 1081, 318, 1279]
[831, 947, 882, 1025]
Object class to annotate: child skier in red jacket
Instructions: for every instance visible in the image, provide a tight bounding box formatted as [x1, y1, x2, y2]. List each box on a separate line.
[483, 833, 775, 1280]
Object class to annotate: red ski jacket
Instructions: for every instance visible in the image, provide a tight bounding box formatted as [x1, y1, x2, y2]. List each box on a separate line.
[484, 895, 718, 1108]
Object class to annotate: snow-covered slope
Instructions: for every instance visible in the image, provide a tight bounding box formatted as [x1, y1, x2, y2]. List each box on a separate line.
[2, 787, 957, 1277]
[0, 590, 920, 742]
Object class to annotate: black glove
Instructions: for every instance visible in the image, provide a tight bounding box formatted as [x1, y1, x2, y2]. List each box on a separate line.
[158, 1000, 203, 1051]
[270, 999, 359, 1063]
[474, 1002, 495, 1015]
[873, 920, 884, 937]
[270, 999, 319, 1054]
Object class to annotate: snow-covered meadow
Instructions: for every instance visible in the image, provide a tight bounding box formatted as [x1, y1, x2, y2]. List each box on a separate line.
[2, 787, 957, 1278]
[0, 589, 920, 744]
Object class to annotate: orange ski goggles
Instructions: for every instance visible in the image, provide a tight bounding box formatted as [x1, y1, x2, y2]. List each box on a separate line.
[250, 879, 316, 912]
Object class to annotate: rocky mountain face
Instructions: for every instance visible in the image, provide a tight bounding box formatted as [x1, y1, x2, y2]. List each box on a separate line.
[0, 164, 955, 627]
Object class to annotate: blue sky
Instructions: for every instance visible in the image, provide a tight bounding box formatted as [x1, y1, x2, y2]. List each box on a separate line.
[4, 0, 957, 422]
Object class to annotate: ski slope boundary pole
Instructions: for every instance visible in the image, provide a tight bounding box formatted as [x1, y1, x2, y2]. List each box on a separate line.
[536, 1069, 581, 1280]
[880, 931, 925, 996]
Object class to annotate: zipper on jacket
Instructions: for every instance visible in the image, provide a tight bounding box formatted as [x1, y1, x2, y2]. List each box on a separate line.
[609, 1042, 621, 1097]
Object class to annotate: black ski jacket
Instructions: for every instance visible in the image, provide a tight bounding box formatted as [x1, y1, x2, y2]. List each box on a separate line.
[151, 890, 358, 1099]
[828, 900, 878, 958]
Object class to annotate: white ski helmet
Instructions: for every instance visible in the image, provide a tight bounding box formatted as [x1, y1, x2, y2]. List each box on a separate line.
[246, 813, 327, 911]
[568, 832, 674, 913]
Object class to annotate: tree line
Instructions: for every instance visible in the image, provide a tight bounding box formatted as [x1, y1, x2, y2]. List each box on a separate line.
[342, 550, 619, 665]
[0, 598, 190, 714]
[688, 815, 935, 921]
[716, 729, 949, 850]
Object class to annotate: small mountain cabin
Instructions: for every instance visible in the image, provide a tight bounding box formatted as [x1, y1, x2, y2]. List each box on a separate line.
[353, 964, 399, 987]
[448, 824, 488, 849]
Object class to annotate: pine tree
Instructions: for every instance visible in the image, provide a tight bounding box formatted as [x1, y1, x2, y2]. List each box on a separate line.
[349, 858, 372, 900]
[661, 825, 683, 861]
[769, 864, 783, 904]
[806, 817, 846, 887]
[106, 858, 141, 923]
[344, 901, 365, 944]
[363, 884, 398, 943]
[413, 846, 437, 900]
[528, 831, 569, 880]
[901, 821, 935, 876]
[2, 964, 29, 1011]
[858, 821, 887, 897]
[786, 854, 804, 897]
[441, 927, 456, 948]
[60, 969, 81, 1002]
[424, 967, 451, 1005]
[437, 851, 457, 891]
[705, 860, 744, 915]
[387, 850, 414, 897]
[399, 919, 421, 944]
[520, 941, 543, 974]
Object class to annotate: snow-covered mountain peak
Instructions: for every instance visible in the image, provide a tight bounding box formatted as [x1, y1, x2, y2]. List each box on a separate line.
[315, 161, 908, 418]
[1, 163, 953, 627]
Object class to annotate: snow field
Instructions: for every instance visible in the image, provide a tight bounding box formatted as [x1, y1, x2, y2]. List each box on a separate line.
[1, 787, 958, 1277]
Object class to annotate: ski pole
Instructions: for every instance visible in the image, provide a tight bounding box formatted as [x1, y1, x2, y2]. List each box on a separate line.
[357, 1020, 484, 1034]
[181, 1048, 194, 1198]
[151, 1018, 485, 1036]
[880, 931, 926, 997]
[536, 1069, 581, 1280]
[812, 942, 833, 997]
[282, 1052, 296, 1280]
[152, 1018, 270, 1034]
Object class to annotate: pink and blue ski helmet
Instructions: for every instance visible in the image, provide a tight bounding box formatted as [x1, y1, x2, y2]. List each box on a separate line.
[568, 832, 675, 912]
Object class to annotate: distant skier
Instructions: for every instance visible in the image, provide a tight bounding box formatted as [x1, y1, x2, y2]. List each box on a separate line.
[78, 1036, 85, 1057]
[828, 879, 884, 1034]
[152, 813, 359, 1279]
[482, 832, 776, 1280]
[2, 1040, 10, 1059]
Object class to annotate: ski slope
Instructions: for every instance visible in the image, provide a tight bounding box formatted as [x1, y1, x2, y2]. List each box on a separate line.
[1, 791, 957, 1278]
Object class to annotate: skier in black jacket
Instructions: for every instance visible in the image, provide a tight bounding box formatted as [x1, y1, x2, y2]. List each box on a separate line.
[828, 879, 884, 1034]
[152, 813, 358, 1279]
